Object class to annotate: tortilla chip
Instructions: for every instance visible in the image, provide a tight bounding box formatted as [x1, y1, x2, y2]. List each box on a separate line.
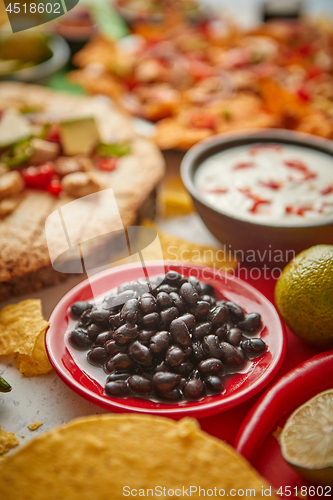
[15, 329, 52, 377]
[28, 422, 43, 432]
[159, 176, 194, 217]
[0, 414, 276, 500]
[142, 220, 238, 272]
[0, 427, 19, 456]
[0, 299, 51, 377]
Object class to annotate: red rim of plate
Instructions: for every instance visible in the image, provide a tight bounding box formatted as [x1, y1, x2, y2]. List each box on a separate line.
[234, 350, 333, 460]
[46, 261, 286, 418]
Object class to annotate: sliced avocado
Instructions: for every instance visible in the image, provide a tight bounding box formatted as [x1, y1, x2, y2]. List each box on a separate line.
[59, 117, 100, 156]
[0, 109, 32, 148]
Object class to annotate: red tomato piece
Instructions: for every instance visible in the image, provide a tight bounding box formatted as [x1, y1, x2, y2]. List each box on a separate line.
[97, 157, 118, 171]
[48, 179, 63, 196]
[46, 123, 61, 144]
[22, 162, 55, 190]
[189, 111, 217, 130]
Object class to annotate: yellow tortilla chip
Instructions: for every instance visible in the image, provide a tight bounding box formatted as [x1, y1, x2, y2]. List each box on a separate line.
[0, 414, 276, 500]
[142, 220, 238, 272]
[0, 299, 51, 377]
[15, 329, 52, 377]
[159, 176, 194, 217]
[0, 427, 19, 456]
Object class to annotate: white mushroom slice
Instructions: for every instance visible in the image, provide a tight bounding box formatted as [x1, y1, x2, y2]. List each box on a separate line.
[61, 171, 103, 198]
[28, 138, 60, 166]
[54, 156, 93, 177]
[0, 171, 24, 200]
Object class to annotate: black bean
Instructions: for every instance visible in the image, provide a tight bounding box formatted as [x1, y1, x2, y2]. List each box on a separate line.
[192, 322, 212, 340]
[202, 335, 222, 359]
[240, 339, 267, 357]
[106, 353, 133, 372]
[208, 305, 229, 325]
[201, 295, 216, 307]
[163, 387, 182, 401]
[156, 284, 178, 294]
[163, 270, 183, 286]
[180, 282, 199, 306]
[78, 309, 92, 326]
[95, 330, 114, 346]
[191, 301, 210, 319]
[132, 280, 149, 296]
[88, 308, 110, 326]
[169, 292, 186, 313]
[139, 293, 157, 314]
[109, 312, 123, 328]
[117, 281, 134, 294]
[179, 313, 196, 331]
[113, 324, 138, 344]
[128, 375, 153, 395]
[188, 276, 202, 294]
[87, 347, 109, 365]
[149, 331, 170, 354]
[156, 292, 173, 310]
[191, 341, 205, 362]
[141, 312, 160, 329]
[129, 341, 153, 366]
[153, 372, 181, 394]
[139, 329, 156, 344]
[220, 343, 245, 369]
[170, 318, 191, 347]
[198, 358, 223, 376]
[183, 346, 193, 358]
[112, 290, 138, 307]
[160, 307, 179, 325]
[205, 376, 224, 393]
[226, 302, 245, 322]
[226, 328, 243, 346]
[68, 328, 92, 349]
[106, 372, 130, 382]
[183, 379, 205, 399]
[165, 345, 185, 367]
[200, 283, 216, 297]
[105, 380, 129, 396]
[105, 340, 126, 357]
[120, 299, 140, 323]
[214, 325, 228, 340]
[238, 313, 262, 333]
[70, 301, 93, 319]
[173, 361, 193, 376]
[87, 323, 102, 342]
[155, 360, 168, 372]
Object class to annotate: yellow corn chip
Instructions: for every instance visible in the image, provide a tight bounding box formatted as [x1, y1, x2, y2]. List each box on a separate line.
[0, 300, 48, 356]
[15, 329, 52, 377]
[141, 220, 238, 272]
[0, 427, 19, 456]
[0, 299, 51, 377]
[159, 176, 194, 218]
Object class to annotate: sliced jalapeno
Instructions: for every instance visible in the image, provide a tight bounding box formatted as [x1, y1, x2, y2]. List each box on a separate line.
[96, 141, 131, 158]
[0, 375, 12, 393]
[1, 139, 34, 168]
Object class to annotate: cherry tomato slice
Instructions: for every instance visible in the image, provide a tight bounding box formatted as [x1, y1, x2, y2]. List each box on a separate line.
[22, 162, 55, 190]
[97, 157, 118, 171]
[48, 178, 63, 196]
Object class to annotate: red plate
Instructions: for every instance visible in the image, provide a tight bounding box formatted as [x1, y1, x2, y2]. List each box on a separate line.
[235, 351, 333, 495]
[46, 261, 286, 418]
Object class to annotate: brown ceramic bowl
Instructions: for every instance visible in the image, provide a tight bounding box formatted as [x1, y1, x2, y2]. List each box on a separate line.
[181, 130, 333, 266]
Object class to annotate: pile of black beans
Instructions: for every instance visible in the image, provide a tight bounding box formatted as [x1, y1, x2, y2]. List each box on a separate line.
[68, 271, 267, 402]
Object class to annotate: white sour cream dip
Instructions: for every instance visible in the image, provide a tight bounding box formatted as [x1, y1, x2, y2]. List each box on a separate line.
[194, 143, 333, 226]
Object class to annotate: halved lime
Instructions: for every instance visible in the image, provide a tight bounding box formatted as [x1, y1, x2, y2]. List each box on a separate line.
[280, 389, 333, 486]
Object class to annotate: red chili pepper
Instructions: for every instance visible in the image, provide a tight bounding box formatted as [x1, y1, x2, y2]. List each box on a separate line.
[46, 123, 61, 144]
[97, 157, 118, 171]
[284, 159, 317, 180]
[249, 144, 283, 156]
[22, 162, 55, 190]
[285, 204, 313, 216]
[238, 188, 271, 213]
[259, 180, 282, 190]
[48, 178, 62, 196]
[320, 185, 333, 196]
[206, 187, 228, 194]
[233, 162, 255, 171]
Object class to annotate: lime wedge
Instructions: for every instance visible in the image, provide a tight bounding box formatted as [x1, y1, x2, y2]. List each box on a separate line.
[280, 389, 333, 486]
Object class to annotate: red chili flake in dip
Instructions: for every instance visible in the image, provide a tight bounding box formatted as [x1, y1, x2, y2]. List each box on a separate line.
[205, 187, 229, 194]
[259, 180, 282, 190]
[321, 185, 333, 196]
[233, 161, 255, 170]
[238, 187, 271, 213]
[285, 204, 313, 216]
[249, 144, 283, 156]
[284, 159, 317, 180]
